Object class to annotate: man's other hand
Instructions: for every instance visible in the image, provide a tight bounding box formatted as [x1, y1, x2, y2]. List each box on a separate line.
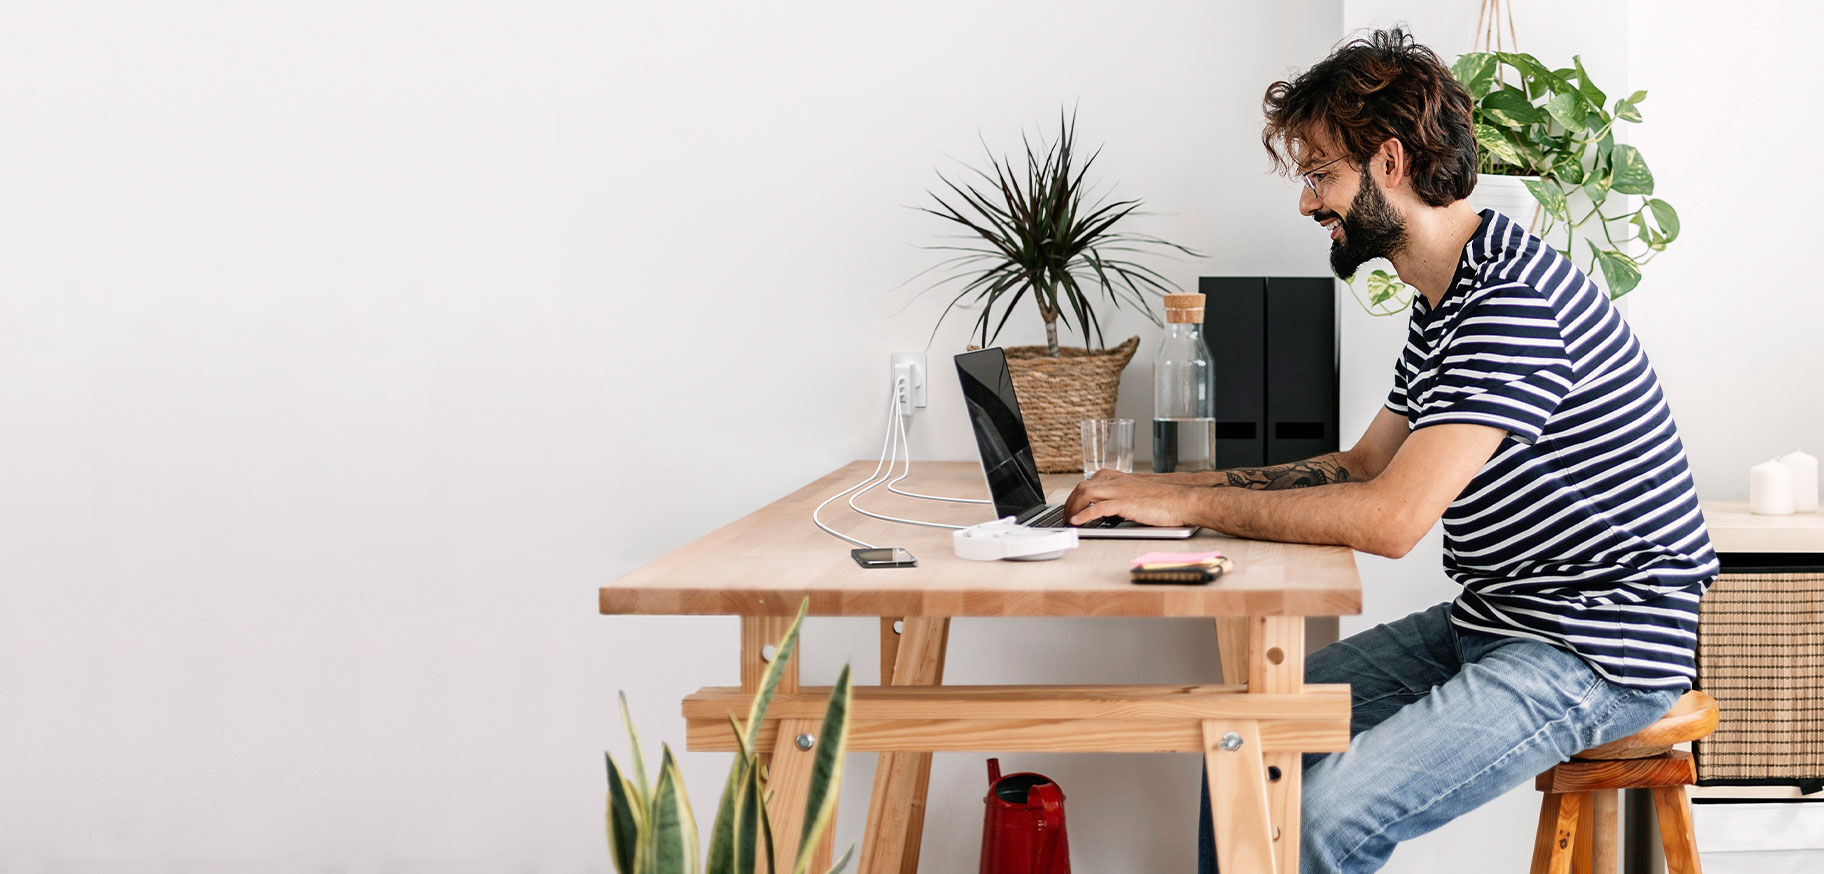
[1064, 469, 1194, 527]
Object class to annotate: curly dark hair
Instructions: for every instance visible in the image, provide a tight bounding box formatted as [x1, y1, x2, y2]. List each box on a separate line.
[1262, 28, 1477, 207]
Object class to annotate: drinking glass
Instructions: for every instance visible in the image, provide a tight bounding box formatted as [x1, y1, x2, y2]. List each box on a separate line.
[1080, 418, 1135, 479]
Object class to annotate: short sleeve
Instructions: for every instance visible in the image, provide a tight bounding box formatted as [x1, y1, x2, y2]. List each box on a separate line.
[1410, 286, 1575, 444]
[1385, 351, 1411, 416]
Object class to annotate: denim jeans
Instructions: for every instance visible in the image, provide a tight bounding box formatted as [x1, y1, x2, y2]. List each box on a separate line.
[1197, 601, 1681, 874]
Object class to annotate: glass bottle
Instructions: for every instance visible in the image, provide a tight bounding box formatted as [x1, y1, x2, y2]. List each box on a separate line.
[1153, 293, 1216, 473]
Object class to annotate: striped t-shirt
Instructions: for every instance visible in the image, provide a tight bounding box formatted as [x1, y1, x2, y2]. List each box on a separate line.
[1387, 209, 1717, 690]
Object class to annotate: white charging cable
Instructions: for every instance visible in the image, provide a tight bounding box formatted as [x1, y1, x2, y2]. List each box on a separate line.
[883, 373, 989, 505]
[810, 379, 905, 549]
[846, 392, 967, 531]
[812, 373, 988, 546]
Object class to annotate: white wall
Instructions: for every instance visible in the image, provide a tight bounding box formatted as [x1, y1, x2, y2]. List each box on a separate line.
[4, 2, 1815, 872]
[0, 2, 1338, 872]
[1626, 0, 1824, 497]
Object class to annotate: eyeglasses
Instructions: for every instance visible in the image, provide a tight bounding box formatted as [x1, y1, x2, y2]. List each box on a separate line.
[1299, 156, 1346, 193]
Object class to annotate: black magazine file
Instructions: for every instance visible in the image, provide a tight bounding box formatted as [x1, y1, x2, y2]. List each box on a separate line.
[1197, 277, 1340, 468]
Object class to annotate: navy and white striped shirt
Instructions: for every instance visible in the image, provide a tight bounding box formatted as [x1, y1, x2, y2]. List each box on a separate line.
[1387, 209, 1717, 690]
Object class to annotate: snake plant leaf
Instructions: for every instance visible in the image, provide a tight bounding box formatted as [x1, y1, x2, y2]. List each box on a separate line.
[1589, 243, 1643, 298]
[741, 601, 808, 755]
[619, 692, 651, 793]
[1522, 178, 1570, 222]
[820, 845, 856, 874]
[1610, 145, 1655, 195]
[731, 751, 761, 874]
[707, 714, 757, 874]
[1452, 52, 1498, 100]
[606, 753, 643, 874]
[790, 664, 854, 874]
[647, 745, 700, 874]
[1474, 123, 1525, 167]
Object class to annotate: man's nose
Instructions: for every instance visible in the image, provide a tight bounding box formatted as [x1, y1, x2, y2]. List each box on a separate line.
[1299, 185, 1321, 216]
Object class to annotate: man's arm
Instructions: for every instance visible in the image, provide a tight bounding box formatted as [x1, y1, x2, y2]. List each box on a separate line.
[1064, 416, 1506, 558]
[1117, 406, 1411, 488]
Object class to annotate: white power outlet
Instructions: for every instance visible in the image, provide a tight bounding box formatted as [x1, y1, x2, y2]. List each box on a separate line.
[890, 352, 926, 415]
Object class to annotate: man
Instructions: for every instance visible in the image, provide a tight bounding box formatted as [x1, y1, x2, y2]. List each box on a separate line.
[1062, 29, 1716, 873]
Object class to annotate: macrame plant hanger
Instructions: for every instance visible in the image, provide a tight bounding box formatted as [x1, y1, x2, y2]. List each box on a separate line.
[1471, 0, 1544, 232]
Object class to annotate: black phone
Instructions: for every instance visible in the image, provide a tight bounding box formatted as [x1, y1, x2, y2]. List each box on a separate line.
[851, 547, 917, 569]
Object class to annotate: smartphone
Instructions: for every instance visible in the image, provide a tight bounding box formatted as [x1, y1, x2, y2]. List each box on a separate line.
[850, 547, 917, 569]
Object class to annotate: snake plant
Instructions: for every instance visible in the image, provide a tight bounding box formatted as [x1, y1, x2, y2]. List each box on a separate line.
[606, 599, 855, 874]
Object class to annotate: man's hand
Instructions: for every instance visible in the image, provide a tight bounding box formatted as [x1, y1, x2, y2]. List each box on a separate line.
[1063, 469, 1197, 527]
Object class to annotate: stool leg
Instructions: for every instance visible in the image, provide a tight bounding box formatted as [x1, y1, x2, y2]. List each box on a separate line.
[1531, 791, 1582, 874]
[1591, 789, 1618, 874]
[1651, 786, 1702, 874]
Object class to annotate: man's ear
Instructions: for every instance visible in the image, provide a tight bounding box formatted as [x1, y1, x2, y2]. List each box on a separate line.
[1377, 138, 1409, 189]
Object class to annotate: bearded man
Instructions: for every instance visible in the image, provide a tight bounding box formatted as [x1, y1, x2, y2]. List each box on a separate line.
[1062, 29, 1716, 873]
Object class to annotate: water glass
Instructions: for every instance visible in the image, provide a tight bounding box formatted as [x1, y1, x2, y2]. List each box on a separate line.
[1081, 418, 1135, 479]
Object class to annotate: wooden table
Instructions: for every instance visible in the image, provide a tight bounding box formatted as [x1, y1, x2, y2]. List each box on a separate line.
[602, 461, 1362, 873]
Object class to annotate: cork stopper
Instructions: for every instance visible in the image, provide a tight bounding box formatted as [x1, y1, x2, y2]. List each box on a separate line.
[1163, 292, 1205, 324]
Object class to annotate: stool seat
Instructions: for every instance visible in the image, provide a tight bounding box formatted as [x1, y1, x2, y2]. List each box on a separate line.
[1574, 690, 1719, 761]
[1529, 689, 1719, 874]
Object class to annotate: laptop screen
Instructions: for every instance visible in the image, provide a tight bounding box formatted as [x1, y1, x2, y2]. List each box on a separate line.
[954, 348, 1047, 519]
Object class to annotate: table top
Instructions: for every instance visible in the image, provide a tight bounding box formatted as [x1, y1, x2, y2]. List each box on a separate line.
[1702, 500, 1824, 554]
[601, 461, 1362, 619]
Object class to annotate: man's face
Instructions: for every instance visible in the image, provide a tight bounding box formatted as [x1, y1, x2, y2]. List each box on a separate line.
[1299, 149, 1408, 280]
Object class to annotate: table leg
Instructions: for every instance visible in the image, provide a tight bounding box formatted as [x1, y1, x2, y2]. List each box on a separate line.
[1215, 617, 1250, 685]
[1209, 615, 1305, 874]
[1205, 718, 1277, 874]
[859, 616, 950, 874]
[768, 716, 835, 872]
[743, 617, 831, 869]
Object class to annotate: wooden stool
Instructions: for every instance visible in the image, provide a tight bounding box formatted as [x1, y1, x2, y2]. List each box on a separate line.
[1529, 690, 1720, 874]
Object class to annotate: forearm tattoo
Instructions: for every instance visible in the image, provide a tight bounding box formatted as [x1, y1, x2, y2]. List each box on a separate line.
[1219, 458, 1354, 490]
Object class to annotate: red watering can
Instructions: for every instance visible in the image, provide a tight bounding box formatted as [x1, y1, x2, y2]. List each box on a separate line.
[978, 758, 1071, 874]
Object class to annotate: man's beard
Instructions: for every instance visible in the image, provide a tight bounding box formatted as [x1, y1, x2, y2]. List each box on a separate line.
[1327, 173, 1408, 280]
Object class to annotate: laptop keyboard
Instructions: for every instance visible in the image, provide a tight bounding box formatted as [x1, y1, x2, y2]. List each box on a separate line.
[1029, 503, 1123, 529]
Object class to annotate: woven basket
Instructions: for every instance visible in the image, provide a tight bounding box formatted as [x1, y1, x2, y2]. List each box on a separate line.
[996, 336, 1139, 473]
[1695, 569, 1824, 790]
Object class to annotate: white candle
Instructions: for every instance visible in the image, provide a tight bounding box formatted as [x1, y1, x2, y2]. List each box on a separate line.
[1750, 458, 1796, 515]
[1779, 450, 1819, 513]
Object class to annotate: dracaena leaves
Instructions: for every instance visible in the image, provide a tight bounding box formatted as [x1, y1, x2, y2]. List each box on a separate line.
[1456, 51, 1677, 299]
[913, 110, 1197, 355]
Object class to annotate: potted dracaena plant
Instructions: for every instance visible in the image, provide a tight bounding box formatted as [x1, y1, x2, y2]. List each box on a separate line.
[912, 109, 1198, 472]
[605, 599, 854, 874]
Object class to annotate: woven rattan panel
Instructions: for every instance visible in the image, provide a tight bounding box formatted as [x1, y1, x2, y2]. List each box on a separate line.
[1696, 571, 1824, 788]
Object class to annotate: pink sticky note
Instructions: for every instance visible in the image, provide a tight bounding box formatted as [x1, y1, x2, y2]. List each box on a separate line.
[1132, 550, 1226, 567]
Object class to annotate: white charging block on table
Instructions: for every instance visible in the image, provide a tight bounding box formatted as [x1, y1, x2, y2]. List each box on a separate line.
[952, 517, 1079, 561]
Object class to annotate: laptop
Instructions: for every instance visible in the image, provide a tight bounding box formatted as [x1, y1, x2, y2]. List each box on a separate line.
[955, 348, 1198, 539]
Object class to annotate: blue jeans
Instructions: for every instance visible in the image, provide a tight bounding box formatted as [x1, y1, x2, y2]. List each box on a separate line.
[1197, 602, 1681, 874]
